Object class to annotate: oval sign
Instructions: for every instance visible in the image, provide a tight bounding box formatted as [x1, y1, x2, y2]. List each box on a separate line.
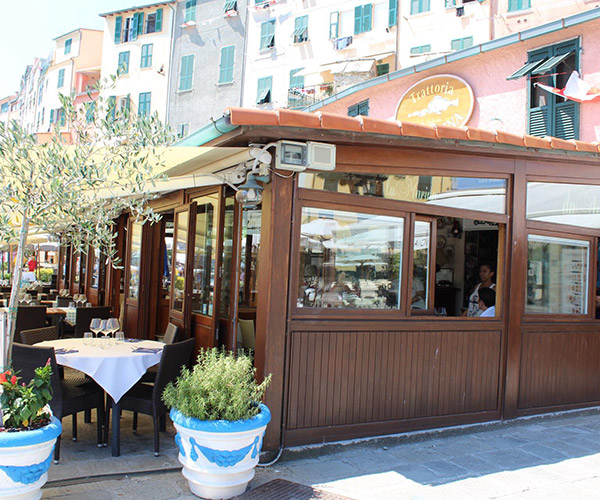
[395, 75, 474, 127]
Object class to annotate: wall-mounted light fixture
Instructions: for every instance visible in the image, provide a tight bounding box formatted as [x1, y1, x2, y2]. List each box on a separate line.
[235, 171, 270, 209]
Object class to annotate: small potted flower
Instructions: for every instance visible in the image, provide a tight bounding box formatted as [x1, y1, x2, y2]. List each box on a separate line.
[163, 348, 271, 500]
[0, 361, 61, 499]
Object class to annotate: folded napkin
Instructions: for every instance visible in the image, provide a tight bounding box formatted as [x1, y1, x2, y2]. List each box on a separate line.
[132, 347, 162, 354]
[125, 338, 143, 343]
[54, 348, 79, 355]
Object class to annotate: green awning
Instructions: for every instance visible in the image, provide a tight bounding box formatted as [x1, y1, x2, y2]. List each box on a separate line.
[531, 51, 573, 75]
[506, 59, 546, 80]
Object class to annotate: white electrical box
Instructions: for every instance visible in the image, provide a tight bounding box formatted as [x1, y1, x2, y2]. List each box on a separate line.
[307, 141, 336, 171]
[275, 141, 308, 171]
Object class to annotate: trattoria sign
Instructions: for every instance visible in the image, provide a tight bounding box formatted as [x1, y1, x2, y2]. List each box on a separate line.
[395, 75, 474, 127]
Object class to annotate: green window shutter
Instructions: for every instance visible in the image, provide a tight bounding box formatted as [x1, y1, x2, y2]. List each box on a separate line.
[118, 52, 130, 74]
[64, 39, 72, 55]
[329, 12, 339, 39]
[289, 68, 304, 89]
[445, 0, 456, 6]
[410, 44, 431, 54]
[185, 0, 197, 22]
[179, 55, 194, 91]
[389, 0, 397, 27]
[362, 4, 372, 32]
[223, 0, 237, 13]
[411, 0, 419, 14]
[49, 109, 55, 124]
[138, 92, 151, 116]
[376, 63, 389, 76]
[138, 13, 145, 35]
[141, 44, 153, 68]
[57, 68, 65, 88]
[155, 9, 163, 31]
[85, 102, 95, 123]
[260, 21, 275, 49]
[132, 13, 139, 40]
[114, 16, 122, 43]
[107, 96, 116, 119]
[554, 101, 577, 140]
[354, 6, 363, 34]
[219, 46, 235, 84]
[509, 0, 530, 11]
[256, 76, 272, 104]
[348, 99, 369, 116]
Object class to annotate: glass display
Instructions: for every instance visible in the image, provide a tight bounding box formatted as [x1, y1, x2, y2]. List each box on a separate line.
[190, 195, 218, 316]
[412, 221, 431, 310]
[527, 182, 600, 228]
[298, 207, 404, 309]
[219, 197, 236, 317]
[239, 210, 261, 308]
[172, 211, 189, 312]
[162, 219, 174, 301]
[128, 222, 143, 300]
[299, 172, 507, 214]
[526, 234, 589, 315]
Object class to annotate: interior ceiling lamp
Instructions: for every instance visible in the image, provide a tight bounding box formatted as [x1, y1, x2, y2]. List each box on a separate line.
[235, 171, 269, 209]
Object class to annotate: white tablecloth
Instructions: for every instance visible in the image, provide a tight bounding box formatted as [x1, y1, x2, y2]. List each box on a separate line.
[37, 338, 164, 402]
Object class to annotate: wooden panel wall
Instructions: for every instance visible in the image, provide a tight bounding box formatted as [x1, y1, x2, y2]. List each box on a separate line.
[286, 329, 502, 432]
[518, 325, 600, 410]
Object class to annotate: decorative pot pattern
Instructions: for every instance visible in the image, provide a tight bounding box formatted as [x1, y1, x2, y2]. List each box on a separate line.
[0, 416, 62, 500]
[171, 404, 271, 500]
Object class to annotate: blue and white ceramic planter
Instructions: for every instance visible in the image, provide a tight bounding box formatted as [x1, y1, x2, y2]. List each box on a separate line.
[171, 404, 271, 500]
[0, 416, 61, 500]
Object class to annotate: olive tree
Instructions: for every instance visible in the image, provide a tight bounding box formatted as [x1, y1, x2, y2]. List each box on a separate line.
[0, 84, 174, 366]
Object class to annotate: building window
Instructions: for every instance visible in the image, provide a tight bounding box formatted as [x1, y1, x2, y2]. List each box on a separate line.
[177, 123, 189, 139]
[445, 0, 456, 6]
[389, 0, 397, 27]
[508, 0, 531, 12]
[141, 44, 153, 68]
[85, 102, 95, 123]
[223, 0, 237, 13]
[114, 16, 123, 43]
[184, 0, 197, 23]
[117, 95, 130, 114]
[289, 68, 304, 89]
[256, 76, 272, 104]
[57, 68, 65, 88]
[219, 46, 235, 84]
[64, 38, 72, 55]
[348, 99, 369, 117]
[410, 44, 431, 54]
[292, 15, 308, 43]
[138, 92, 151, 117]
[451, 37, 473, 51]
[179, 55, 195, 91]
[260, 20, 275, 50]
[376, 63, 390, 76]
[1, 103, 8, 113]
[122, 16, 134, 42]
[411, 0, 430, 15]
[118, 51, 130, 75]
[354, 5, 372, 35]
[145, 9, 163, 33]
[329, 12, 339, 40]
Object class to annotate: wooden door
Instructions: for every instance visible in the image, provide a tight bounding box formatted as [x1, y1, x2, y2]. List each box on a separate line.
[122, 218, 149, 337]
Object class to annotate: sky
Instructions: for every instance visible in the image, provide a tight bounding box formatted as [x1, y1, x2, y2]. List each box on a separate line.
[0, 0, 133, 98]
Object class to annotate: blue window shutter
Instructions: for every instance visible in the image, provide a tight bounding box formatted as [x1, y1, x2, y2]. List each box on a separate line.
[424, 0, 430, 11]
[354, 6, 362, 34]
[64, 39, 72, 55]
[132, 14, 139, 40]
[114, 16, 122, 43]
[389, 0, 397, 27]
[329, 12, 339, 39]
[362, 4, 372, 32]
[50, 109, 55, 124]
[411, 0, 419, 14]
[179, 55, 194, 90]
[219, 46, 235, 83]
[155, 9, 163, 31]
[138, 13, 145, 35]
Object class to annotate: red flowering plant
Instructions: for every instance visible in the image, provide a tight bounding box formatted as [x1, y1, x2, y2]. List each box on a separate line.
[0, 360, 53, 431]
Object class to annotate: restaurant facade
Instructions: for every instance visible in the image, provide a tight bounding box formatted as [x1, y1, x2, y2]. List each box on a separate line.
[56, 10, 600, 451]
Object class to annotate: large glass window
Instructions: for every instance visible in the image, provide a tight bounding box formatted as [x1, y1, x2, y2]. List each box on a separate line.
[239, 210, 261, 308]
[412, 221, 431, 311]
[172, 212, 189, 312]
[298, 207, 404, 309]
[128, 222, 142, 299]
[299, 173, 507, 214]
[220, 197, 235, 317]
[91, 248, 100, 289]
[191, 195, 218, 316]
[526, 235, 589, 315]
[73, 253, 81, 286]
[527, 182, 600, 229]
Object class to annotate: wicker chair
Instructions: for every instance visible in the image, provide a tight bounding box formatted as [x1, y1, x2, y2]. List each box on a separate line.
[15, 306, 47, 340]
[19, 326, 59, 345]
[12, 343, 105, 463]
[56, 297, 71, 307]
[107, 338, 195, 456]
[140, 323, 181, 383]
[62, 306, 111, 338]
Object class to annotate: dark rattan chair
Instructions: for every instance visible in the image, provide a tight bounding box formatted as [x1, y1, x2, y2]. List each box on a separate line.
[107, 338, 195, 456]
[56, 297, 71, 307]
[12, 343, 105, 463]
[15, 306, 47, 340]
[140, 323, 181, 383]
[63, 306, 111, 338]
[19, 326, 59, 345]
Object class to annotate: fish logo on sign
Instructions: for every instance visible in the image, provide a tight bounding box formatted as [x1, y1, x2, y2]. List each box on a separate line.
[396, 75, 474, 127]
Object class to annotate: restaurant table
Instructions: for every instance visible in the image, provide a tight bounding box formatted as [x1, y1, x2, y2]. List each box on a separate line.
[37, 338, 164, 456]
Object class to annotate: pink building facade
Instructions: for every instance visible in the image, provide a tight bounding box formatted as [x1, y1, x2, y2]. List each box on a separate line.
[310, 9, 600, 143]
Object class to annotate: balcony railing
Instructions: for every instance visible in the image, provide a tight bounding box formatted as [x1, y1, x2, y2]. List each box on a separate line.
[287, 83, 334, 110]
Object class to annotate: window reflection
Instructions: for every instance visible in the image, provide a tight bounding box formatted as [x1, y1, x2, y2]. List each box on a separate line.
[162, 218, 174, 301]
[191, 195, 217, 316]
[239, 210, 261, 308]
[128, 222, 143, 300]
[220, 197, 235, 317]
[73, 253, 81, 285]
[298, 207, 403, 309]
[412, 221, 430, 310]
[526, 234, 588, 315]
[172, 212, 189, 312]
[91, 248, 100, 288]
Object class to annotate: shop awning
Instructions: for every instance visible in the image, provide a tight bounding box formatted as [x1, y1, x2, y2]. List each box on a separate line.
[506, 51, 573, 80]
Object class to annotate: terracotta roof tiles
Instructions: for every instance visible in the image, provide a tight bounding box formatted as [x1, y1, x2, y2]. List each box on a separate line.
[224, 107, 599, 156]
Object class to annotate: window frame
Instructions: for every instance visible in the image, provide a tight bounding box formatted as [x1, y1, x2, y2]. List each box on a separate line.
[329, 12, 339, 40]
[64, 38, 72, 55]
[138, 91, 151, 117]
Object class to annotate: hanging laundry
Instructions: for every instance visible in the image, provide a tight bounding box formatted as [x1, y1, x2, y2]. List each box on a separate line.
[536, 71, 600, 103]
[335, 36, 353, 50]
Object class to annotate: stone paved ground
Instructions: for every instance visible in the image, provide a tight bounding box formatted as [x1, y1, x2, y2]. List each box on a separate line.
[43, 408, 600, 499]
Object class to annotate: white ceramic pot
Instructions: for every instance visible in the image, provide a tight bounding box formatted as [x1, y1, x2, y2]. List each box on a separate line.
[171, 404, 271, 500]
[0, 416, 62, 500]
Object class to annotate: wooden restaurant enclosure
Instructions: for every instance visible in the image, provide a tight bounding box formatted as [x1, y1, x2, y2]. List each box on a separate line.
[58, 108, 600, 451]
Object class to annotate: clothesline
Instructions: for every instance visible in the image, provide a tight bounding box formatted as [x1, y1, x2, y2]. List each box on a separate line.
[530, 71, 569, 80]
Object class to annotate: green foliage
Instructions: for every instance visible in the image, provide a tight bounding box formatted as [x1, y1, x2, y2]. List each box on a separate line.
[37, 268, 54, 283]
[0, 363, 53, 430]
[162, 348, 271, 421]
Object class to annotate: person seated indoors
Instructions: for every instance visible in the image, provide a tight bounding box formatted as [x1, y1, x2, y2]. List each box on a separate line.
[477, 287, 496, 318]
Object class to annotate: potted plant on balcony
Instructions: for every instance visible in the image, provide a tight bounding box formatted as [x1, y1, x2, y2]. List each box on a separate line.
[163, 348, 271, 499]
[0, 360, 61, 499]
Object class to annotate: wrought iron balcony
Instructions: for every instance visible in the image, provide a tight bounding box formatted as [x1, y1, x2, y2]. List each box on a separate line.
[287, 83, 334, 110]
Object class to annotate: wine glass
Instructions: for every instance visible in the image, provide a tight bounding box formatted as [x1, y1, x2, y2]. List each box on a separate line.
[89, 318, 102, 338]
[72, 294, 79, 306]
[106, 318, 120, 338]
[83, 331, 93, 345]
[79, 295, 87, 307]
[24, 293, 32, 305]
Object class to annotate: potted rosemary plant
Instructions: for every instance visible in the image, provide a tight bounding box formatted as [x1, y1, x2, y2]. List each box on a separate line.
[163, 348, 271, 499]
[0, 361, 61, 499]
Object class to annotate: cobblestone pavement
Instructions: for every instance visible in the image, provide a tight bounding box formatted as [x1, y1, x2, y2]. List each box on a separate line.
[43, 408, 600, 499]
